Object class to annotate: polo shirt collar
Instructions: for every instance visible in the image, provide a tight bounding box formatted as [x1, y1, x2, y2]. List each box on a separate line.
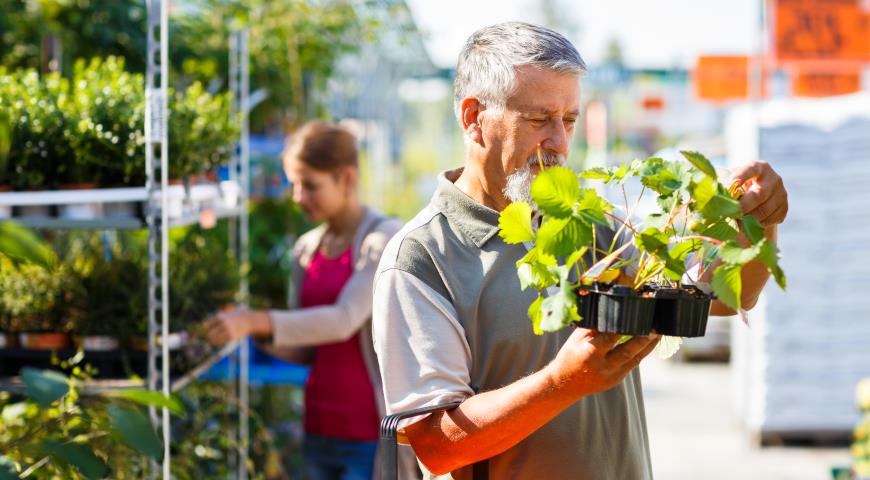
[433, 168, 502, 248]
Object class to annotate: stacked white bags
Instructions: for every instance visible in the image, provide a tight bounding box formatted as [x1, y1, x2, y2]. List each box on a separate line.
[726, 92, 870, 441]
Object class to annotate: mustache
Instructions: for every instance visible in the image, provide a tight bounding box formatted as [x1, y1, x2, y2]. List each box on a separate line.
[525, 151, 566, 168]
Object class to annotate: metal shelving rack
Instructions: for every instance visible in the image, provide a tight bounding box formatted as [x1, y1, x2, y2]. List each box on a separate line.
[0, 1, 251, 477]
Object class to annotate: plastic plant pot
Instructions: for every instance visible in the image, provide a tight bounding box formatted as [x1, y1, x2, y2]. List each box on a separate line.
[595, 285, 655, 336]
[573, 285, 599, 330]
[648, 286, 713, 338]
[0, 332, 18, 348]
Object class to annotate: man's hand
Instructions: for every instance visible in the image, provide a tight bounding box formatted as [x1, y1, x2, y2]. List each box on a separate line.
[203, 307, 271, 347]
[730, 160, 788, 227]
[547, 328, 659, 395]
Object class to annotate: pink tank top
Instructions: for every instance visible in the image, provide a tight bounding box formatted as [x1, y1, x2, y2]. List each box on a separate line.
[300, 246, 380, 441]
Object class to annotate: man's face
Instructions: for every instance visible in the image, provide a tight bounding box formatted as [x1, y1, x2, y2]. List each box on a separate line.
[479, 65, 581, 203]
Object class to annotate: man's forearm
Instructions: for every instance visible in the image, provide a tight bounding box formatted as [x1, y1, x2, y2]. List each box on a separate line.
[404, 363, 578, 475]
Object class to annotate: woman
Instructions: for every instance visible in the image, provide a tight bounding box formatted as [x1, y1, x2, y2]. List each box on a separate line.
[205, 120, 401, 480]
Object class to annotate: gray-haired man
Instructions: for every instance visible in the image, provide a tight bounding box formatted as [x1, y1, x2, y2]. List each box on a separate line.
[373, 22, 786, 479]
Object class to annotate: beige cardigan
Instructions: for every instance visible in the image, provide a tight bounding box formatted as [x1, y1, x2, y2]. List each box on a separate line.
[268, 206, 402, 422]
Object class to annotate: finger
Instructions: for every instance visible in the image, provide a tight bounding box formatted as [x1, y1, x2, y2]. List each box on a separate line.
[738, 169, 783, 215]
[604, 334, 658, 368]
[610, 337, 660, 378]
[728, 161, 769, 187]
[206, 324, 227, 346]
[744, 184, 786, 224]
[758, 200, 788, 225]
[585, 331, 622, 355]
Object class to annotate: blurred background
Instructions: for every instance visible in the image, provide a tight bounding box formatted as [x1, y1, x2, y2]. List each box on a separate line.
[0, 0, 869, 478]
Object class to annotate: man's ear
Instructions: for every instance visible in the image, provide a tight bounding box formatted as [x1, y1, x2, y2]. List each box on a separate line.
[461, 97, 486, 146]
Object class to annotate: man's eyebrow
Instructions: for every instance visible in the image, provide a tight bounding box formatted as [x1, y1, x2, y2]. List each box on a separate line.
[516, 107, 581, 116]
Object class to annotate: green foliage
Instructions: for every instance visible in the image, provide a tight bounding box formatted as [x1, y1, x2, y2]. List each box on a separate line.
[498, 150, 787, 334]
[498, 202, 535, 244]
[0, 58, 237, 188]
[0, 356, 184, 479]
[168, 81, 238, 179]
[0, 255, 74, 333]
[0, 68, 73, 188]
[67, 57, 145, 186]
[21, 367, 69, 407]
[0, 221, 57, 269]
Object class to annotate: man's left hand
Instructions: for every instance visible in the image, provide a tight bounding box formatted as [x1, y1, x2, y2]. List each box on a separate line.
[729, 160, 788, 227]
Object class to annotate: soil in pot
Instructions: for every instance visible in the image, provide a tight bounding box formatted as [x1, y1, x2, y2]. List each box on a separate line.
[595, 285, 655, 336]
[648, 286, 713, 338]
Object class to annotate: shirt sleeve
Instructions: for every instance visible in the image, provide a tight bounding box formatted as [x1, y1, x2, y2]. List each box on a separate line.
[372, 268, 474, 430]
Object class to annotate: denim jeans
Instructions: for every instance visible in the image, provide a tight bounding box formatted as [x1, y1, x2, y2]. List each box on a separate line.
[303, 434, 377, 480]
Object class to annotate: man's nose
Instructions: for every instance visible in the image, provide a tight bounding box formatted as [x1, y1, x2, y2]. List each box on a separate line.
[541, 120, 570, 156]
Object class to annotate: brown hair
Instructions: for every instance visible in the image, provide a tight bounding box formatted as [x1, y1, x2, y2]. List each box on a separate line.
[283, 120, 358, 172]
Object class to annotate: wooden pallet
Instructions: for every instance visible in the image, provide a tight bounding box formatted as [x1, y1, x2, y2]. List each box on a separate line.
[753, 429, 853, 447]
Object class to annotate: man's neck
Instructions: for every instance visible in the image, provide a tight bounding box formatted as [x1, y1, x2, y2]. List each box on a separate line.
[454, 160, 510, 212]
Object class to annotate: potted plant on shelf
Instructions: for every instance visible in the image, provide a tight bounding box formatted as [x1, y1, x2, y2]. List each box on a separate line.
[0, 255, 74, 350]
[0, 68, 74, 216]
[498, 150, 786, 358]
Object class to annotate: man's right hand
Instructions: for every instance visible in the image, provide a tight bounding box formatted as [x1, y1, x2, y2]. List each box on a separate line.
[547, 328, 659, 396]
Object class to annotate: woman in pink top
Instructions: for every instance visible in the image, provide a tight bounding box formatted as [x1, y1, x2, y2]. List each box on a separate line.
[205, 120, 404, 479]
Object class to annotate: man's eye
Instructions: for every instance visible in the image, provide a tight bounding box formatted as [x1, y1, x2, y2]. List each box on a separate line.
[564, 118, 577, 126]
[529, 118, 547, 125]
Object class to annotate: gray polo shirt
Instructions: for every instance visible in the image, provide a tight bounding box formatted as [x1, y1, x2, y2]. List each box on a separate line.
[373, 168, 652, 480]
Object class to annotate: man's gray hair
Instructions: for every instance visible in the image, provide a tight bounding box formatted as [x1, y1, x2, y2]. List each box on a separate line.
[454, 22, 586, 123]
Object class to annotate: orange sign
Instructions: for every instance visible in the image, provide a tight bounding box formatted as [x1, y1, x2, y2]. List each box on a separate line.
[792, 65, 863, 96]
[773, 0, 870, 63]
[693, 56, 750, 101]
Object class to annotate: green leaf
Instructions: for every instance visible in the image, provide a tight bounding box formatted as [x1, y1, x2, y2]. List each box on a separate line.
[701, 221, 739, 242]
[108, 405, 163, 460]
[0, 221, 56, 269]
[610, 162, 632, 184]
[680, 150, 718, 179]
[756, 240, 787, 289]
[701, 194, 742, 221]
[579, 167, 609, 180]
[106, 389, 185, 417]
[565, 246, 589, 271]
[574, 189, 613, 226]
[635, 229, 685, 280]
[538, 283, 580, 332]
[741, 215, 765, 244]
[528, 294, 544, 335]
[21, 368, 69, 407]
[530, 166, 580, 218]
[712, 263, 742, 310]
[719, 241, 762, 265]
[0, 456, 17, 480]
[498, 202, 535, 244]
[516, 247, 558, 290]
[640, 168, 682, 195]
[536, 217, 592, 258]
[670, 239, 702, 263]
[42, 441, 108, 480]
[690, 177, 716, 211]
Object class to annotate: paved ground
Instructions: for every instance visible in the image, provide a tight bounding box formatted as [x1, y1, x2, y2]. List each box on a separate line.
[642, 356, 851, 480]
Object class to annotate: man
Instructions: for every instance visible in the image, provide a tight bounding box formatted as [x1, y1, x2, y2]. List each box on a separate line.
[372, 22, 787, 479]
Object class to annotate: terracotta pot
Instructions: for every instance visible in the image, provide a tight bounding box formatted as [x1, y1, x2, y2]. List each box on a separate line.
[74, 335, 121, 351]
[19, 332, 71, 350]
[128, 332, 186, 351]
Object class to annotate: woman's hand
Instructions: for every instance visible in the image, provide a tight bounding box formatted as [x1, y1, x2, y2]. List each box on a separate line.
[203, 307, 272, 347]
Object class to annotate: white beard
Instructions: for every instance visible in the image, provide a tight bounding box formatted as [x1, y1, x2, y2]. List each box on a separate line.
[502, 150, 567, 206]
